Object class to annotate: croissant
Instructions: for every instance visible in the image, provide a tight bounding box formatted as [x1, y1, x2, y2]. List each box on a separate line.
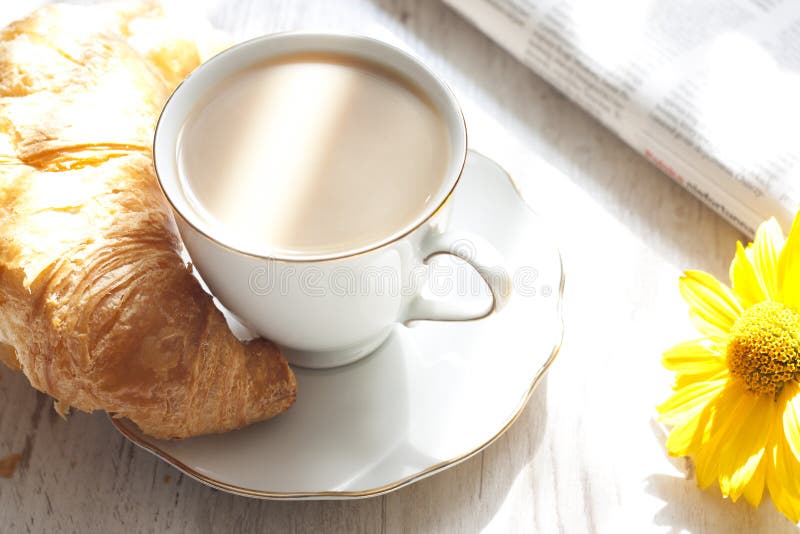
[0, 2, 296, 439]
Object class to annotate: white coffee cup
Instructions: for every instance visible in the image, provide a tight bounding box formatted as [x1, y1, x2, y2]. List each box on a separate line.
[154, 33, 512, 368]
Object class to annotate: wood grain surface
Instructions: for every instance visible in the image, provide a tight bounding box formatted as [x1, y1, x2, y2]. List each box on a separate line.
[0, 1, 796, 532]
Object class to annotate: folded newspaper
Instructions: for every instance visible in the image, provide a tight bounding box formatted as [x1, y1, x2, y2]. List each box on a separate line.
[444, 0, 800, 235]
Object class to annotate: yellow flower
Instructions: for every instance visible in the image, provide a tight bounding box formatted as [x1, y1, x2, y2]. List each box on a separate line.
[659, 214, 800, 522]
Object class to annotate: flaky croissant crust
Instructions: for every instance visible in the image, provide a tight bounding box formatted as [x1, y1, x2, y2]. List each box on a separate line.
[0, 2, 296, 439]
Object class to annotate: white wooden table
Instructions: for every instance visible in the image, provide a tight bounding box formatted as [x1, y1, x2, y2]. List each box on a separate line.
[1, 1, 796, 532]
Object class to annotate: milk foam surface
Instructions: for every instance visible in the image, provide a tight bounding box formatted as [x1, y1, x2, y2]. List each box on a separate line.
[177, 53, 451, 256]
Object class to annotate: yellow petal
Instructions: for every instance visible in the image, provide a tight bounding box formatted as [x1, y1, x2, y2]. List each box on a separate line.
[742, 458, 767, 507]
[694, 384, 750, 489]
[783, 384, 800, 463]
[768, 428, 800, 523]
[778, 212, 800, 307]
[718, 392, 774, 501]
[750, 217, 783, 300]
[674, 369, 728, 390]
[729, 241, 767, 306]
[679, 271, 743, 337]
[662, 338, 726, 374]
[658, 378, 725, 426]
[662, 338, 728, 389]
[662, 380, 727, 457]
[665, 403, 713, 456]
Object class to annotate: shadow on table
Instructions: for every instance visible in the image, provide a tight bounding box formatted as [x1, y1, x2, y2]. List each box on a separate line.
[646, 421, 797, 533]
[645, 474, 798, 534]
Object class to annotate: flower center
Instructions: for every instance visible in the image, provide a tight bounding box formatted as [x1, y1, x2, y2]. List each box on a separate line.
[727, 301, 800, 396]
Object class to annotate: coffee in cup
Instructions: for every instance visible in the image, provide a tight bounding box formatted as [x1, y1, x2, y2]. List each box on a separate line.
[177, 52, 451, 257]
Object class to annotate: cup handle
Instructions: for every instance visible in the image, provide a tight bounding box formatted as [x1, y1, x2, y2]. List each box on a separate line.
[402, 230, 512, 323]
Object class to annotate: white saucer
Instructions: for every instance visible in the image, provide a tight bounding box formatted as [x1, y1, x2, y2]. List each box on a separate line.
[112, 151, 564, 499]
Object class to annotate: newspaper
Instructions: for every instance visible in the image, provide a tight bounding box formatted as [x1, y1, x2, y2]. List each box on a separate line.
[443, 0, 800, 235]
